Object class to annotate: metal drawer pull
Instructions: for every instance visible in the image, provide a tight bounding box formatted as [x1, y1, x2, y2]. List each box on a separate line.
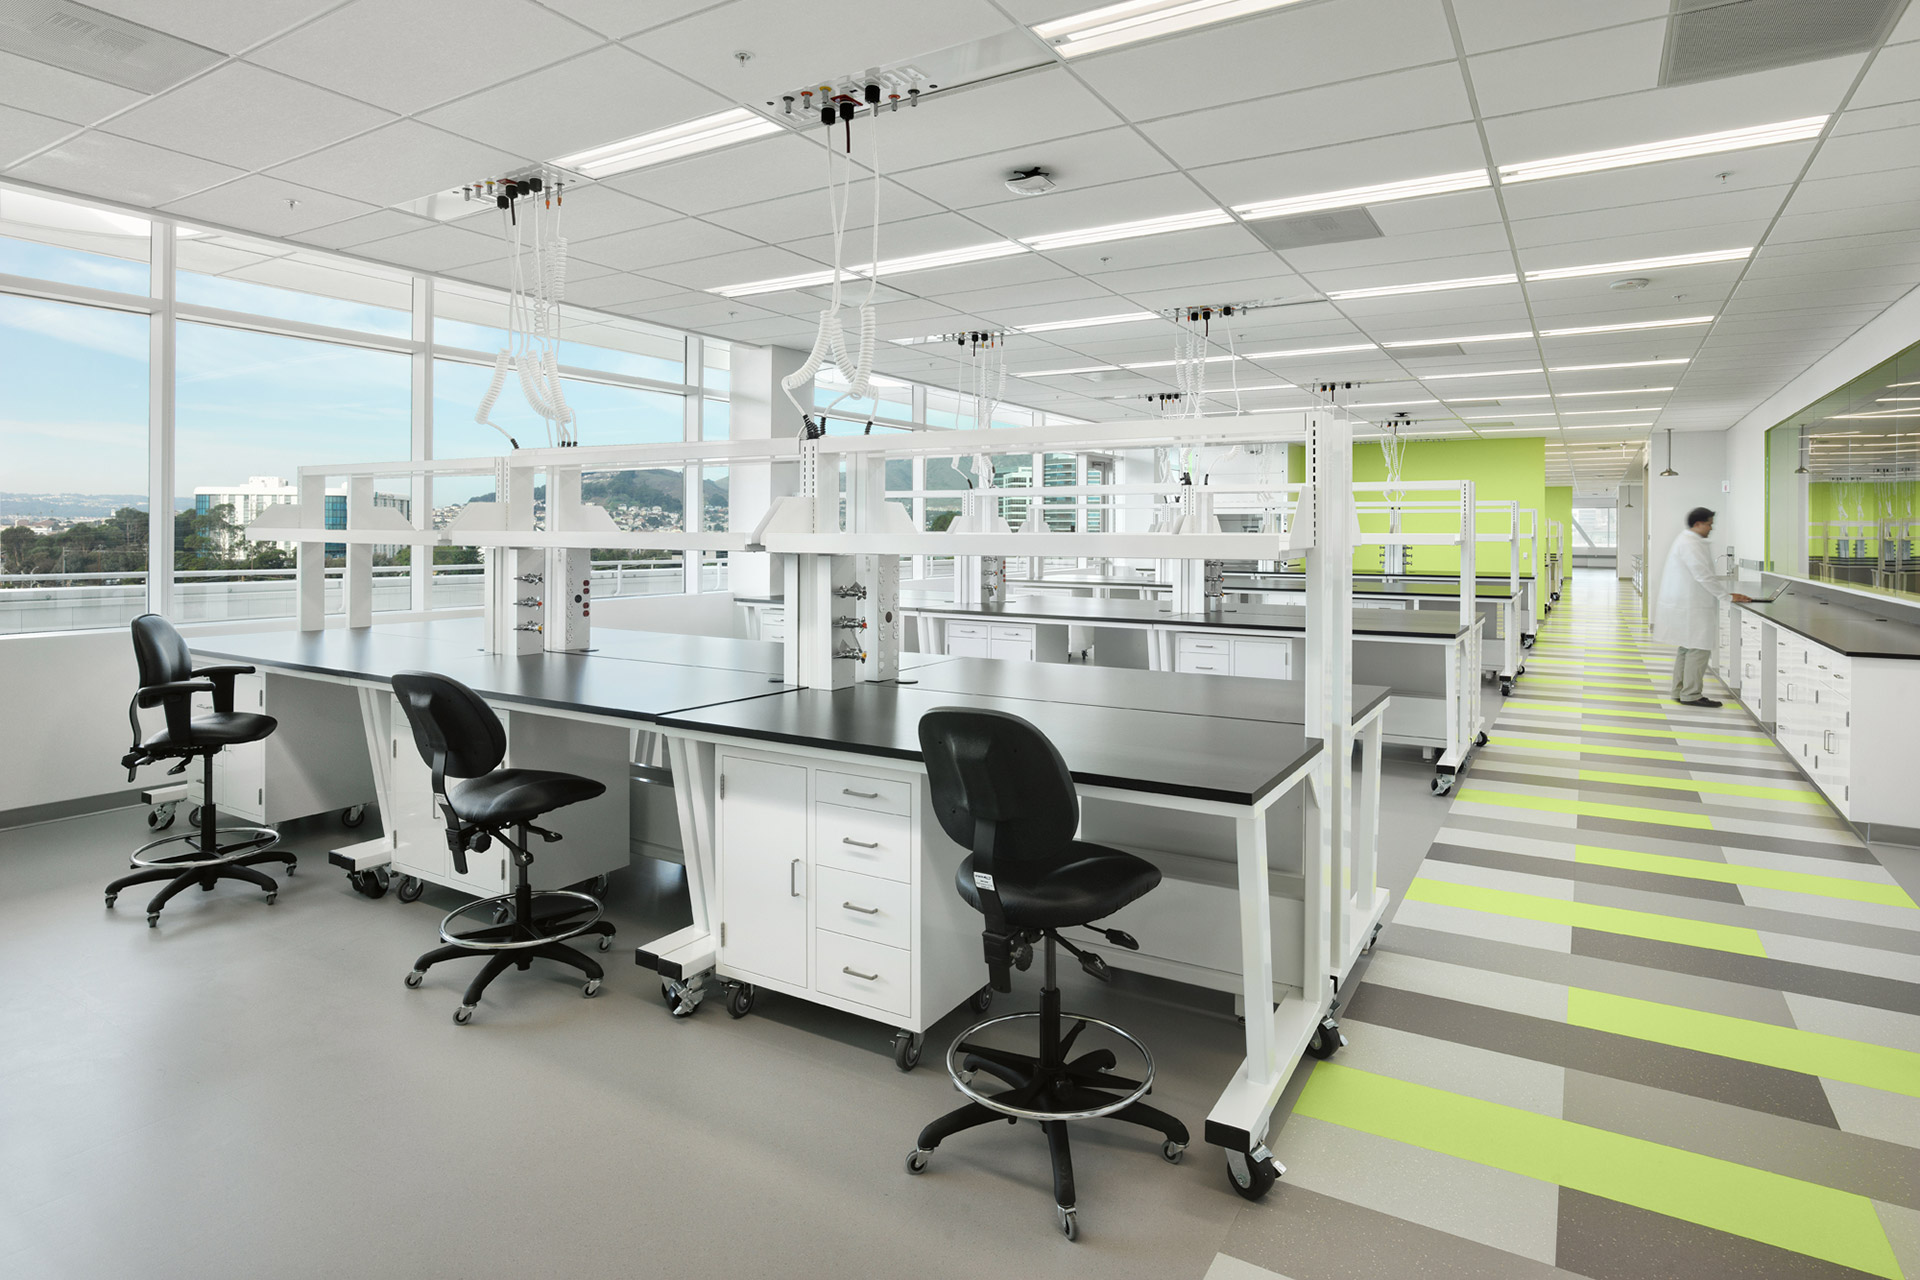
[843, 901, 880, 915]
[1824, 730, 1836, 752]
[842, 966, 880, 981]
[790, 858, 804, 897]
[842, 788, 880, 799]
[841, 837, 880, 848]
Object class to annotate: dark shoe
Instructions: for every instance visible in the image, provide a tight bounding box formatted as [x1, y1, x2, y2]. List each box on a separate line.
[1680, 697, 1723, 708]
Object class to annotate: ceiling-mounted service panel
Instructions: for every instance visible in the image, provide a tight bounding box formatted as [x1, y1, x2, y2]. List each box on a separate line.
[763, 29, 1049, 125]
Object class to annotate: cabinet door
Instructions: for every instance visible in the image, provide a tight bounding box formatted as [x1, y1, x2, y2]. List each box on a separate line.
[947, 635, 991, 657]
[1233, 638, 1290, 680]
[989, 638, 1035, 662]
[718, 755, 810, 987]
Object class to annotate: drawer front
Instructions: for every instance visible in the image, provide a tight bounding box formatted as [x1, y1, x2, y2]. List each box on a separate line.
[1177, 633, 1230, 656]
[814, 930, 911, 1016]
[815, 802, 913, 883]
[947, 621, 989, 640]
[1176, 653, 1229, 675]
[1233, 637, 1290, 680]
[990, 623, 1034, 642]
[816, 866, 912, 949]
[818, 769, 911, 816]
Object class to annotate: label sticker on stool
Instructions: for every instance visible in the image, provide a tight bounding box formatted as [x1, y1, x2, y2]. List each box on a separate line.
[973, 872, 995, 890]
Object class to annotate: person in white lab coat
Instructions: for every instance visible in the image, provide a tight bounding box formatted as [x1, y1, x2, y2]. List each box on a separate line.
[1651, 507, 1751, 707]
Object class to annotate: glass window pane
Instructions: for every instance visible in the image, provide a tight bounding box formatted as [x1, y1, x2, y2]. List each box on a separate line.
[433, 357, 683, 468]
[175, 323, 411, 621]
[702, 397, 729, 439]
[175, 228, 411, 336]
[434, 281, 684, 382]
[0, 296, 149, 635]
[703, 342, 730, 394]
[0, 188, 150, 295]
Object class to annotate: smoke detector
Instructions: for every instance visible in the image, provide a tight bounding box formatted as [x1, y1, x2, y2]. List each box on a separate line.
[1006, 167, 1056, 196]
[1610, 277, 1651, 291]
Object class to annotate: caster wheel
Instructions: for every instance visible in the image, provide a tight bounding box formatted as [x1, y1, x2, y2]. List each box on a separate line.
[598, 933, 613, 951]
[200, 880, 215, 892]
[905, 1149, 930, 1175]
[453, 1006, 474, 1025]
[1307, 1016, 1346, 1060]
[404, 970, 424, 989]
[726, 983, 756, 1019]
[284, 860, 296, 877]
[1226, 1150, 1281, 1201]
[1518, 665, 1527, 676]
[147, 913, 160, 928]
[661, 980, 698, 1017]
[105, 893, 118, 908]
[590, 873, 611, 896]
[1429, 775, 1454, 797]
[1363, 923, 1383, 955]
[1162, 1139, 1186, 1164]
[492, 903, 511, 925]
[264, 892, 277, 906]
[1501, 682, 1513, 696]
[340, 805, 366, 829]
[146, 808, 173, 831]
[396, 876, 424, 904]
[583, 978, 602, 999]
[1057, 1206, 1077, 1241]
[1475, 730, 1489, 748]
[349, 869, 389, 899]
[893, 1031, 923, 1072]
[187, 805, 202, 830]
[969, 985, 993, 1013]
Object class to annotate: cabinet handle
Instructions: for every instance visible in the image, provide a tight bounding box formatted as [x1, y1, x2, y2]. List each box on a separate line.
[790, 858, 804, 897]
[841, 837, 879, 849]
[1824, 730, 1835, 752]
[842, 901, 880, 915]
[842, 788, 880, 799]
[841, 966, 880, 982]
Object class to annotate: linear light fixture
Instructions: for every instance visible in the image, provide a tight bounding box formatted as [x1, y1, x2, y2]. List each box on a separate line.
[1498, 117, 1828, 185]
[554, 108, 782, 178]
[1447, 393, 1551, 403]
[1232, 170, 1490, 221]
[1017, 311, 1159, 333]
[1327, 273, 1517, 300]
[1562, 407, 1666, 415]
[712, 240, 1027, 297]
[1525, 249, 1751, 282]
[1243, 342, 1379, 359]
[1833, 412, 1920, 420]
[1016, 364, 1123, 377]
[1565, 422, 1654, 429]
[1034, 0, 1311, 57]
[1417, 367, 1544, 381]
[1383, 331, 1534, 348]
[1124, 354, 1240, 369]
[1550, 358, 1690, 372]
[1023, 209, 1233, 251]
[1538, 316, 1715, 337]
[1349, 398, 1439, 407]
[1876, 397, 1920, 402]
[1556, 387, 1674, 399]
[1463, 413, 1556, 420]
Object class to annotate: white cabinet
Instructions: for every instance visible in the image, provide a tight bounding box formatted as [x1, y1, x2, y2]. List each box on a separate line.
[1773, 632, 1854, 816]
[711, 747, 979, 1036]
[1172, 631, 1293, 680]
[205, 671, 373, 825]
[945, 621, 991, 658]
[942, 618, 1070, 663]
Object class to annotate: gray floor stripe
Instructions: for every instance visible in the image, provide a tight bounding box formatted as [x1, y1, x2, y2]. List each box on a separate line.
[1571, 930, 1920, 1016]
[1339, 983, 1841, 1127]
[1563, 879, 1920, 956]
[1476, 749, 1808, 784]
[1439, 810, 1878, 867]
[1555, 1188, 1886, 1280]
[1575, 815, 1872, 862]
[1424, 842, 1745, 904]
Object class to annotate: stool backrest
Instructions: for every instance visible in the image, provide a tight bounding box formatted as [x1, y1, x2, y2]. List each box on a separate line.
[392, 671, 506, 780]
[131, 613, 193, 688]
[918, 707, 1077, 863]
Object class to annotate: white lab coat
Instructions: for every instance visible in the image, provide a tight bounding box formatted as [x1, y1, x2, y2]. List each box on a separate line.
[1651, 528, 1728, 650]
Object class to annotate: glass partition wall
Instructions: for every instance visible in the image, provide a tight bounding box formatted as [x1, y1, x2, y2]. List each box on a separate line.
[1765, 338, 1920, 599]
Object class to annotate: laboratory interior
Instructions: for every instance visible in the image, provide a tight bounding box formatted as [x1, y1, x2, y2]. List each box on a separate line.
[6, 1, 1920, 1276]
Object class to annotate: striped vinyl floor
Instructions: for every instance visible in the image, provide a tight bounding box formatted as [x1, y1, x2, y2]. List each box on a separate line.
[1220, 572, 1920, 1280]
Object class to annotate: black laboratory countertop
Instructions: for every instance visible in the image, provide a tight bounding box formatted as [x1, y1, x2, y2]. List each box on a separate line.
[901, 593, 1471, 639]
[1739, 589, 1920, 660]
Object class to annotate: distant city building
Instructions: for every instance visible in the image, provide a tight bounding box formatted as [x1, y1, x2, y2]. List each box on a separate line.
[194, 476, 411, 557]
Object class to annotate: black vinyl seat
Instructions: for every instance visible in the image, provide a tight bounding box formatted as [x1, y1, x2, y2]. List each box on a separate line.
[109, 614, 293, 927]
[391, 671, 615, 1024]
[905, 708, 1188, 1241]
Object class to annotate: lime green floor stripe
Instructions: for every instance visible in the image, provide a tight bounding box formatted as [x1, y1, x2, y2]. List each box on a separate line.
[1506, 706, 1770, 744]
[1456, 787, 1714, 830]
[1295, 1064, 1903, 1278]
[1576, 845, 1916, 908]
[1569, 988, 1920, 1099]
[1494, 737, 1685, 762]
[1506, 701, 1700, 722]
[1526, 677, 1663, 695]
[1405, 877, 1768, 955]
[1576, 769, 1822, 804]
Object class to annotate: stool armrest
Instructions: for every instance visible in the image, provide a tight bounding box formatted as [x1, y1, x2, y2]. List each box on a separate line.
[192, 664, 254, 713]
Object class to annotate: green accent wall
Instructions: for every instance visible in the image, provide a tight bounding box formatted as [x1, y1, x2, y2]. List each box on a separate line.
[1805, 480, 1920, 560]
[1350, 437, 1547, 576]
[1546, 485, 1573, 583]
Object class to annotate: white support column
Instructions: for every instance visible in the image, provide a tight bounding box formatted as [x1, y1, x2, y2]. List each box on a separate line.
[411, 277, 433, 614]
[1301, 403, 1350, 1003]
[728, 344, 810, 600]
[346, 475, 374, 628]
[684, 333, 704, 594]
[296, 471, 327, 631]
[147, 222, 175, 617]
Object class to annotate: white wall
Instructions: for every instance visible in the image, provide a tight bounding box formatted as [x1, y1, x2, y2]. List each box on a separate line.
[0, 627, 142, 814]
[593, 591, 741, 637]
[1646, 430, 1734, 615]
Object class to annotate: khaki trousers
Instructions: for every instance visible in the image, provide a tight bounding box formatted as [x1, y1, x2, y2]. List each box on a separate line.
[1671, 646, 1710, 701]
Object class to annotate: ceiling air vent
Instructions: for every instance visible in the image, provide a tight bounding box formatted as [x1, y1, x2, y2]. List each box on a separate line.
[1659, 0, 1903, 86]
[0, 0, 221, 93]
[1248, 206, 1384, 252]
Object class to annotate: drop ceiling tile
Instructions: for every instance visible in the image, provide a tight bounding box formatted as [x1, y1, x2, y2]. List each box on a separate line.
[537, 185, 680, 241]
[1298, 249, 1518, 294]
[629, 0, 1016, 103]
[1852, 37, 1920, 107]
[1278, 222, 1514, 275]
[422, 46, 727, 162]
[961, 172, 1220, 241]
[1191, 123, 1489, 208]
[1787, 165, 1920, 214]
[569, 218, 768, 271]
[248, 0, 603, 115]
[646, 244, 833, 291]
[698, 315, 822, 343]
[265, 120, 527, 208]
[1363, 189, 1507, 236]
[83, 1, 342, 53]
[1140, 63, 1473, 171]
[554, 272, 689, 309]
[1126, 276, 1317, 312]
[881, 252, 1072, 297]
[704, 180, 941, 243]
[0, 48, 146, 124]
[1495, 149, 1811, 222]
[534, 0, 688, 38]
[1507, 186, 1789, 250]
[933, 276, 1118, 318]
[1450, 0, 1669, 54]
[1831, 100, 1920, 137]
[1036, 223, 1271, 276]
[356, 223, 501, 271]
[0, 105, 74, 167]
[6, 130, 242, 207]
[603, 132, 828, 214]
[640, 297, 794, 331]
[1804, 125, 1920, 180]
[783, 211, 1015, 265]
[294, 209, 436, 249]
[162, 174, 380, 236]
[102, 63, 395, 172]
[1767, 201, 1920, 243]
[1072, 0, 1457, 119]
[891, 127, 1173, 212]
[835, 67, 1120, 170]
[1467, 21, 1671, 117]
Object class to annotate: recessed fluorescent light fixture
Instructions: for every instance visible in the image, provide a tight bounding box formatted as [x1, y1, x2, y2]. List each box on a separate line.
[1499, 117, 1828, 185]
[1563, 422, 1654, 429]
[1525, 249, 1750, 282]
[1563, 407, 1665, 415]
[1327, 273, 1518, 300]
[1833, 412, 1920, 420]
[1243, 343, 1379, 358]
[713, 240, 1027, 297]
[1877, 397, 1920, 402]
[1550, 358, 1690, 372]
[1034, 0, 1312, 57]
[1232, 170, 1490, 221]
[1464, 413, 1556, 420]
[1557, 387, 1675, 397]
[1538, 316, 1715, 337]
[1418, 367, 1544, 381]
[1017, 364, 1123, 377]
[1448, 393, 1551, 403]
[1349, 398, 1439, 408]
[1016, 311, 1159, 333]
[555, 108, 782, 178]
[1124, 354, 1240, 369]
[1384, 331, 1533, 348]
[1023, 209, 1232, 251]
